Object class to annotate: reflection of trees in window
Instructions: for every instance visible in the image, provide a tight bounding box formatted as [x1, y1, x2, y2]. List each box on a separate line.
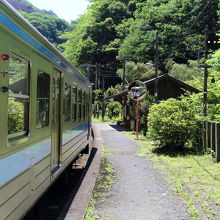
[36, 72, 50, 128]
[88, 92, 91, 119]
[8, 98, 27, 134]
[72, 86, 77, 122]
[83, 91, 86, 120]
[64, 84, 71, 121]
[78, 89, 82, 120]
[8, 54, 29, 136]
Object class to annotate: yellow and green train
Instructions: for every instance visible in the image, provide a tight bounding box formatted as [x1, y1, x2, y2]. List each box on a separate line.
[0, 1, 92, 219]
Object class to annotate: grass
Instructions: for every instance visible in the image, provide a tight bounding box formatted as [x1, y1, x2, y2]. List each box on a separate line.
[92, 116, 121, 123]
[124, 131, 220, 220]
[84, 146, 116, 220]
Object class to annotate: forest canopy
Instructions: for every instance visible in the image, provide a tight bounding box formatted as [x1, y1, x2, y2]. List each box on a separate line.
[62, 0, 219, 73]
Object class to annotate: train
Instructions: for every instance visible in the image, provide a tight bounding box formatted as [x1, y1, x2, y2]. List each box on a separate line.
[0, 0, 92, 219]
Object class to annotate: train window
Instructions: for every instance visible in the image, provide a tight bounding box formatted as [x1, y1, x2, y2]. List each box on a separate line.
[86, 92, 90, 118]
[88, 92, 91, 118]
[8, 54, 29, 137]
[78, 89, 82, 120]
[36, 72, 50, 128]
[64, 83, 71, 121]
[83, 91, 86, 120]
[72, 86, 77, 122]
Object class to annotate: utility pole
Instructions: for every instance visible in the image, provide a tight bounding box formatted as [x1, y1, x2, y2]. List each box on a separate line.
[95, 63, 104, 90]
[101, 75, 105, 122]
[83, 64, 91, 80]
[98, 63, 101, 90]
[95, 63, 98, 90]
[154, 32, 159, 99]
[135, 100, 140, 139]
[203, 25, 208, 117]
[102, 76, 105, 90]
[121, 57, 131, 89]
[123, 59, 126, 89]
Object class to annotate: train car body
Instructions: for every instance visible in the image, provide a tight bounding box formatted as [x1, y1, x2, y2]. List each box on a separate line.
[0, 1, 92, 219]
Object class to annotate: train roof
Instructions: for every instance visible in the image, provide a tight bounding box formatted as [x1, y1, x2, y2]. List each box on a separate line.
[0, 0, 91, 88]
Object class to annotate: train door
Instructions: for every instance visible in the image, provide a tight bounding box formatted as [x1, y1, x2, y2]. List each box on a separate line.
[51, 69, 62, 174]
[0, 54, 8, 155]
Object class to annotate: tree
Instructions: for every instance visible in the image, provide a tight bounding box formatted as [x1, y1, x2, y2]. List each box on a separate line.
[117, 61, 155, 83]
[106, 101, 122, 119]
[62, 0, 139, 69]
[62, 0, 219, 81]
[21, 11, 70, 46]
[208, 49, 220, 72]
[167, 59, 203, 83]
[118, 0, 219, 64]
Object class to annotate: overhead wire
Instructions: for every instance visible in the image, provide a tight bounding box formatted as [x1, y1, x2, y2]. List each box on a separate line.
[162, 0, 212, 66]
[92, 0, 213, 82]
[129, 0, 213, 78]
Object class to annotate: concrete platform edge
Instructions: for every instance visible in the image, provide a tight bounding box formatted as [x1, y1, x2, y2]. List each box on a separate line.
[62, 124, 102, 220]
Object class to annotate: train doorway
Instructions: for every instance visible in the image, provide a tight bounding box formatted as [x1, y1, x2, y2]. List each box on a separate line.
[51, 69, 62, 173]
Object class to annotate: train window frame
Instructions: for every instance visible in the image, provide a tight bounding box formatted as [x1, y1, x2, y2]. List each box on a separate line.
[64, 83, 71, 121]
[8, 52, 30, 139]
[72, 85, 77, 122]
[36, 70, 50, 129]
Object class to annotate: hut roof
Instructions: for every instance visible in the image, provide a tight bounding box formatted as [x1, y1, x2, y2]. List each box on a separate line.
[106, 74, 200, 102]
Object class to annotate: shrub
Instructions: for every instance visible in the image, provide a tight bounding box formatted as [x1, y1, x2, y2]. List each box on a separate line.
[106, 101, 121, 120]
[147, 97, 200, 148]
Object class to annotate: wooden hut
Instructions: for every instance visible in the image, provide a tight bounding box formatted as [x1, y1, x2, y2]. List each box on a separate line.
[106, 74, 200, 129]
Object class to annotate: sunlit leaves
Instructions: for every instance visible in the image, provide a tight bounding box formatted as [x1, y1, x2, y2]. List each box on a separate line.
[21, 11, 70, 46]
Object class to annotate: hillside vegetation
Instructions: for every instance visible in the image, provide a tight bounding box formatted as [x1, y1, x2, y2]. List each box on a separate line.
[6, 0, 70, 46]
[62, 0, 219, 73]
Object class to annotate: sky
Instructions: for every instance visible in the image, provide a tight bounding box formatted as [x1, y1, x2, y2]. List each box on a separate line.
[28, 0, 89, 22]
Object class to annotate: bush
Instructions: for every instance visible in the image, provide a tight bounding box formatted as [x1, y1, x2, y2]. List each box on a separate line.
[106, 101, 121, 120]
[147, 97, 200, 148]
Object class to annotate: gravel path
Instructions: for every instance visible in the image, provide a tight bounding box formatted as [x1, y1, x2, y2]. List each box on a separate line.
[95, 123, 189, 220]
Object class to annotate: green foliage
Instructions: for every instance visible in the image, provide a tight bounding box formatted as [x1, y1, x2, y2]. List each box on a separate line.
[104, 86, 122, 120]
[105, 86, 119, 97]
[93, 87, 122, 120]
[20, 11, 70, 46]
[147, 97, 200, 148]
[114, 83, 123, 92]
[8, 98, 24, 134]
[208, 48, 220, 73]
[167, 59, 203, 83]
[62, 0, 138, 67]
[61, 11, 98, 67]
[125, 130, 220, 219]
[93, 89, 104, 118]
[106, 101, 121, 119]
[61, 0, 219, 80]
[84, 156, 115, 220]
[93, 89, 104, 102]
[119, 0, 219, 63]
[117, 61, 155, 83]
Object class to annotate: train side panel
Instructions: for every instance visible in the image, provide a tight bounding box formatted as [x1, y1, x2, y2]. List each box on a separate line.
[0, 1, 92, 219]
